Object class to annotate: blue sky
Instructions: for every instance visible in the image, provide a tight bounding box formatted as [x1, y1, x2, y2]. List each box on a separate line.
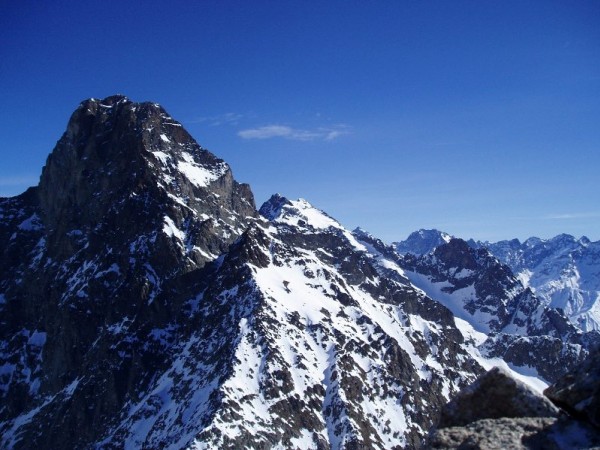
[1, 1, 599, 242]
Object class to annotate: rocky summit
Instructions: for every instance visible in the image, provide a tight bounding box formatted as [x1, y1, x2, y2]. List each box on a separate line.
[1, 96, 598, 449]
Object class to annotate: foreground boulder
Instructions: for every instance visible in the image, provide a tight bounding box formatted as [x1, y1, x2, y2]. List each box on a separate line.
[429, 365, 600, 449]
[438, 367, 558, 428]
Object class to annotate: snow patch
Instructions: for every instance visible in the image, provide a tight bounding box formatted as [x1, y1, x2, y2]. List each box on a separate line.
[162, 216, 185, 241]
[176, 152, 228, 188]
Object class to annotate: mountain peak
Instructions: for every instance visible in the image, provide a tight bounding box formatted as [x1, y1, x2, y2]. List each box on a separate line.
[89, 94, 130, 107]
[34, 96, 255, 260]
[258, 193, 291, 220]
[260, 195, 342, 232]
[393, 228, 452, 255]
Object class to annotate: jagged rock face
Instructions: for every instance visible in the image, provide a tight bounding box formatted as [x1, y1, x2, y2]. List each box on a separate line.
[481, 334, 588, 383]
[402, 239, 576, 338]
[399, 239, 596, 384]
[0, 96, 256, 449]
[397, 230, 600, 334]
[429, 417, 560, 450]
[44, 197, 486, 450]
[37, 94, 255, 262]
[186, 196, 483, 449]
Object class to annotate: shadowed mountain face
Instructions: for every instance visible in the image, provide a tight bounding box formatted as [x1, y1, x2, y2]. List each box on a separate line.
[0, 96, 596, 449]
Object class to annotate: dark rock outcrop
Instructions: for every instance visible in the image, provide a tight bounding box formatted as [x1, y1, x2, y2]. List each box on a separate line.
[472, 234, 600, 332]
[545, 346, 600, 430]
[402, 238, 594, 384]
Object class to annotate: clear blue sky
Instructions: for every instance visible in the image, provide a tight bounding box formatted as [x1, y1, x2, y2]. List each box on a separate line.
[1, 1, 599, 242]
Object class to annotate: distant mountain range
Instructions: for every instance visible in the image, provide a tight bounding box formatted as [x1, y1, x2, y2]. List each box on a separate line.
[394, 229, 600, 332]
[1, 96, 597, 449]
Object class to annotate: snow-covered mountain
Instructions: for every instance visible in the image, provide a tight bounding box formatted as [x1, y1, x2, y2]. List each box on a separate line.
[0, 96, 597, 449]
[397, 238, 594, 384]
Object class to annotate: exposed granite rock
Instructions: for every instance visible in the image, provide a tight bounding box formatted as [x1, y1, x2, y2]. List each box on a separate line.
[403, 239, 578, 339]
[430, 417, 559, 450]
[438, 367, 558, 429]
[430, 416, 600, 450]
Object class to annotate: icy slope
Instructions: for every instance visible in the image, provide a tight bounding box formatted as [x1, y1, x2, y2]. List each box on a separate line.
[195, 197, 483, 448]
[85, 197, 486, 449]
[394, 229, 600, 333]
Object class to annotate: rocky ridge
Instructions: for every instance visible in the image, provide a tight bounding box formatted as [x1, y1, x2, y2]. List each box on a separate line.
[358, 234, 595, 384]
[393, 229, 451, 256]
[0, 95, 257, 448]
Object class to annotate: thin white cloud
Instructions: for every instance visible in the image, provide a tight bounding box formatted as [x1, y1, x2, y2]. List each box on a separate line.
[544, 212, 600, 220]
[238, 124, 350, 142]
[188, 112, 244, 126]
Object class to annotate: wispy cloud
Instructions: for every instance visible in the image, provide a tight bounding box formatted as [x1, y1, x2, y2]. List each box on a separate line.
[544, 212, 600, 220]
[238, 124, 350, 142]
[188, 112, 244, 126]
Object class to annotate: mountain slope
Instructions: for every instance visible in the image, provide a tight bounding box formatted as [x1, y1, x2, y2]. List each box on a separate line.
[355, 234, 594, 385]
